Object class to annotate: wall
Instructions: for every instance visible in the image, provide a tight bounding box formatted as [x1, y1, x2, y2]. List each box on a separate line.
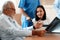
[40, 0, 56, 22]
[40, 0, 54, 5]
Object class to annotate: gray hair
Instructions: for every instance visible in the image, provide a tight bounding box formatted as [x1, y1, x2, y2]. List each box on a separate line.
[2, 1, 15, 12]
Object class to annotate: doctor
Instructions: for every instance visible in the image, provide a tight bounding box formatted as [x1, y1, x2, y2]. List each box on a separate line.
[0, 1, 46, 40]
[18, 0, 40, 28]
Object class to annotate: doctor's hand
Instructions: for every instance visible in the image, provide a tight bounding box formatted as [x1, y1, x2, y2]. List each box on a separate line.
[26, 17, 31, 21]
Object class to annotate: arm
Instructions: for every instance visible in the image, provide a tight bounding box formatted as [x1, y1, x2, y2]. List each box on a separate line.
[18, 0, 30, 19]
[0, 16, 46, 37]
[0, 22, 46, 37]
[0, 22, 31, 37]
[19, 8, 30, 18]
[7, 28, 32, 37]
[0, 18, 32, 37]
[22, 26, 33, 30]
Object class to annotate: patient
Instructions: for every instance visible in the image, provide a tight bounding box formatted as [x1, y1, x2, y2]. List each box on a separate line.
[0, 1, 46, 40]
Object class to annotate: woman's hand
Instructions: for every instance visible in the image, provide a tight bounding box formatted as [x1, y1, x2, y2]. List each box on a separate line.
[34, 21, 43, 29]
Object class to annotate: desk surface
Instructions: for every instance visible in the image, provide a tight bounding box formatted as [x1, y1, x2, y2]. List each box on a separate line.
[25, 33, 60, 40]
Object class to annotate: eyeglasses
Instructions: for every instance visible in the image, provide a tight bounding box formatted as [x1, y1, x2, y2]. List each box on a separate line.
[5, 8, 15, 11]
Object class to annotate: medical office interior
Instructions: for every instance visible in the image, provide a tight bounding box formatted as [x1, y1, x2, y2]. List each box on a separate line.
[0, 0, 60, 40]
[0, 0, 56, 25]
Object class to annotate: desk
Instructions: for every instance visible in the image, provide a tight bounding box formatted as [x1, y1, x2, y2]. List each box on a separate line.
[25, 33, 60, 40]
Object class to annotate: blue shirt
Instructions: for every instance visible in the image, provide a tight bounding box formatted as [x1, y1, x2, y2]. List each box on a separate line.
[54, 0, 60, 19]
[18, 0, 40, 19]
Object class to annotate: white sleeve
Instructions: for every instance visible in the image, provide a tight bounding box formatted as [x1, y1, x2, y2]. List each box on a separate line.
[7, 28, 32, 37]
[22, 26, 33, 30]
[0, 18, 32, 37]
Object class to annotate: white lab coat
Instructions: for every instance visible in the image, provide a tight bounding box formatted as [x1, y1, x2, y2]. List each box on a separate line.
[0, 13, 32, 40]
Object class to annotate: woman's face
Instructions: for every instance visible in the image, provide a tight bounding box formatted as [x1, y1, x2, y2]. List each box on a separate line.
[36, 7, 44, 19]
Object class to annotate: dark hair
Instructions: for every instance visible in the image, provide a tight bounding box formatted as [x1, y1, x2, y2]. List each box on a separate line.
[35, 5, 46, 21]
